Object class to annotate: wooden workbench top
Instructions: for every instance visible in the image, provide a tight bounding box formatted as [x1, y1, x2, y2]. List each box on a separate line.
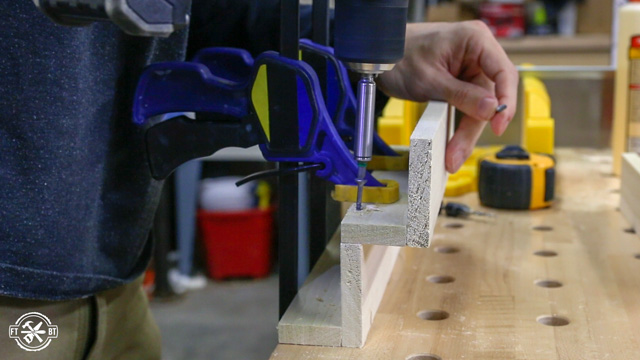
[270, 148, 640, 360]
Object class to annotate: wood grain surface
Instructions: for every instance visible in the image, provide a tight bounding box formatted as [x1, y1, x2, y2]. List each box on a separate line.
[271, 149, 640, 360]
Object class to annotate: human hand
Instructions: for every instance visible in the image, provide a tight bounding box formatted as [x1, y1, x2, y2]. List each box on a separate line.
[378, 21, 518, 173]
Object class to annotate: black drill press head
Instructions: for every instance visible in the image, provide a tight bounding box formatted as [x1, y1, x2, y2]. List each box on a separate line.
[334, 0, 409, 73]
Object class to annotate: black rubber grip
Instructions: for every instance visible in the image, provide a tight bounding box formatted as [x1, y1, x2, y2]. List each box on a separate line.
[479, 160, 532, 210]
[334, 0, 408, 65]
[544, 168, 555, 202]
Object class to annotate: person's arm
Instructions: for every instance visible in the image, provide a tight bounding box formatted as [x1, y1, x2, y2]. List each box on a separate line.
[378, 21, 518, 173]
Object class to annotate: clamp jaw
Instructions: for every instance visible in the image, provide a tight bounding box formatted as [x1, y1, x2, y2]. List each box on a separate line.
[298, 40, 398, 158]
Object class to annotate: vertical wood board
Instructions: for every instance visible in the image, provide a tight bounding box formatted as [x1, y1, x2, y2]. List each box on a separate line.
[340, 243, 400, 348]
[407, 102, 450, 247]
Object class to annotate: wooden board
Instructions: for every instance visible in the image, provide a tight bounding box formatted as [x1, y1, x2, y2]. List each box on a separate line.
[407, 101, 450, 247]
[341, 101, 450, 248]
[498, 34, 611, 66]
[621, 152, 640, 236]
[278, 102, 450, 348]
[271, 148, 640, 360]
[339, 174, 408, 247]
[341, 243, 400, 348]
[277, 229, 401, 348]
[277, 230, 342, 346]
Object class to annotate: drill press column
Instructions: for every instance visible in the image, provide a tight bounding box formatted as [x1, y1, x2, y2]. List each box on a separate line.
[334, 0, 408, 210]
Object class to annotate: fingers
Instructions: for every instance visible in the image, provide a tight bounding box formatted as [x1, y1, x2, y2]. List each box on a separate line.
[436, 74, 499, 122]
[446, 115, 487, 173]
[444, 68, 495, 173]
[472, 23, 519, 135]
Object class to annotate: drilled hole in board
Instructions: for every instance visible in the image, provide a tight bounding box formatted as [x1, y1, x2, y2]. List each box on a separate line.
[537, 315, 570, 326]
[444, 222, 464, 229]
[625, 227, 637, 234]
[417, 310, 449, 321]
[427, 275, 455, 284]
[533, 225, 553, 232]
[534, 279, 563, 288]
[434, 246, 459, 254]
[533, 250, 557, 257]
[634, 254, 640, 260]
[406, 354, 442, 360]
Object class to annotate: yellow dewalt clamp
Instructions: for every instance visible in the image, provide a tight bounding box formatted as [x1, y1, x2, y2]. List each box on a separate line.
[478, 145, 555, 210]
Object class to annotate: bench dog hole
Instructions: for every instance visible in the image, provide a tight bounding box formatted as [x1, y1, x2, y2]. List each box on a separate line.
[406, 354, 442, 360]
[534, 279, 563, 288]
[533, 225, 553, 231]
[427, 275, 455, 284]
[417, 310, 449, 321]
[537, 315, 570, 327]
[534, 250, 557, 257]
[434, 246, 459, 254]
[444, 222, 464, 229]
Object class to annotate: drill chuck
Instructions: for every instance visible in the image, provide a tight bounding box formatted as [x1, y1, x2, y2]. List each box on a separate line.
[334, 0, 409, 67]
[34, 0, 190, 37]
[354, 74, 376, 162]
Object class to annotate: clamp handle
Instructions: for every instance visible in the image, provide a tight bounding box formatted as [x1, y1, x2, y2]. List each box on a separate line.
[133, 49, 257, 179]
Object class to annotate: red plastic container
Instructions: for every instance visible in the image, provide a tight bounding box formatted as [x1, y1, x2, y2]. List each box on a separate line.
[480, 3, 525, 38]
[197, 207, 274, 280]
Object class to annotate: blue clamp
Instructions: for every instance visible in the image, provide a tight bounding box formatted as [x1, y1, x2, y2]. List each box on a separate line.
[133, 45, 383, 187]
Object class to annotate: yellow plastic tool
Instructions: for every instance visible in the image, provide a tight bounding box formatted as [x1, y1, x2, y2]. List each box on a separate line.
[255, 181, 271, 210]
[520, 65, 555, 155]
[367, 151, 409, 171]
[445, 146, 501, 197]
[377, 98, 426, 146]
[331, 179, 400, 204]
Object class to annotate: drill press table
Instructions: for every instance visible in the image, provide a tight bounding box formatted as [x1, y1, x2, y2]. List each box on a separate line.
[270, 148, 640, 360]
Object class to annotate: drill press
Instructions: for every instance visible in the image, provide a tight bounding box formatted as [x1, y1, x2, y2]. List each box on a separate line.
[334, 0, 409, 210]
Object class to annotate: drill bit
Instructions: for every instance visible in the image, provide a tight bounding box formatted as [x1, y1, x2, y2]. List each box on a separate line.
[355, 162, 367, 210]
[354, 74, 376, 211]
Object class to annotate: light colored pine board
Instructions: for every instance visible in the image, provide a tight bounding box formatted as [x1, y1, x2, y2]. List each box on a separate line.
[340, 176, 408, 247]
[407, 102, 450, 247]
[277, 230, 401, 348]
[278, 230, 342, 346]
[341, 102, 450, 247]
[271, 149, 640, 360]
[341, 243, 401, 348]
[278, 102, 449, 348]
[621, 152, 640, 235]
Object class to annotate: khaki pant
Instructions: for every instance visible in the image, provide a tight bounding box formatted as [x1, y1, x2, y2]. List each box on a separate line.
[0, 277, 161, 360]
